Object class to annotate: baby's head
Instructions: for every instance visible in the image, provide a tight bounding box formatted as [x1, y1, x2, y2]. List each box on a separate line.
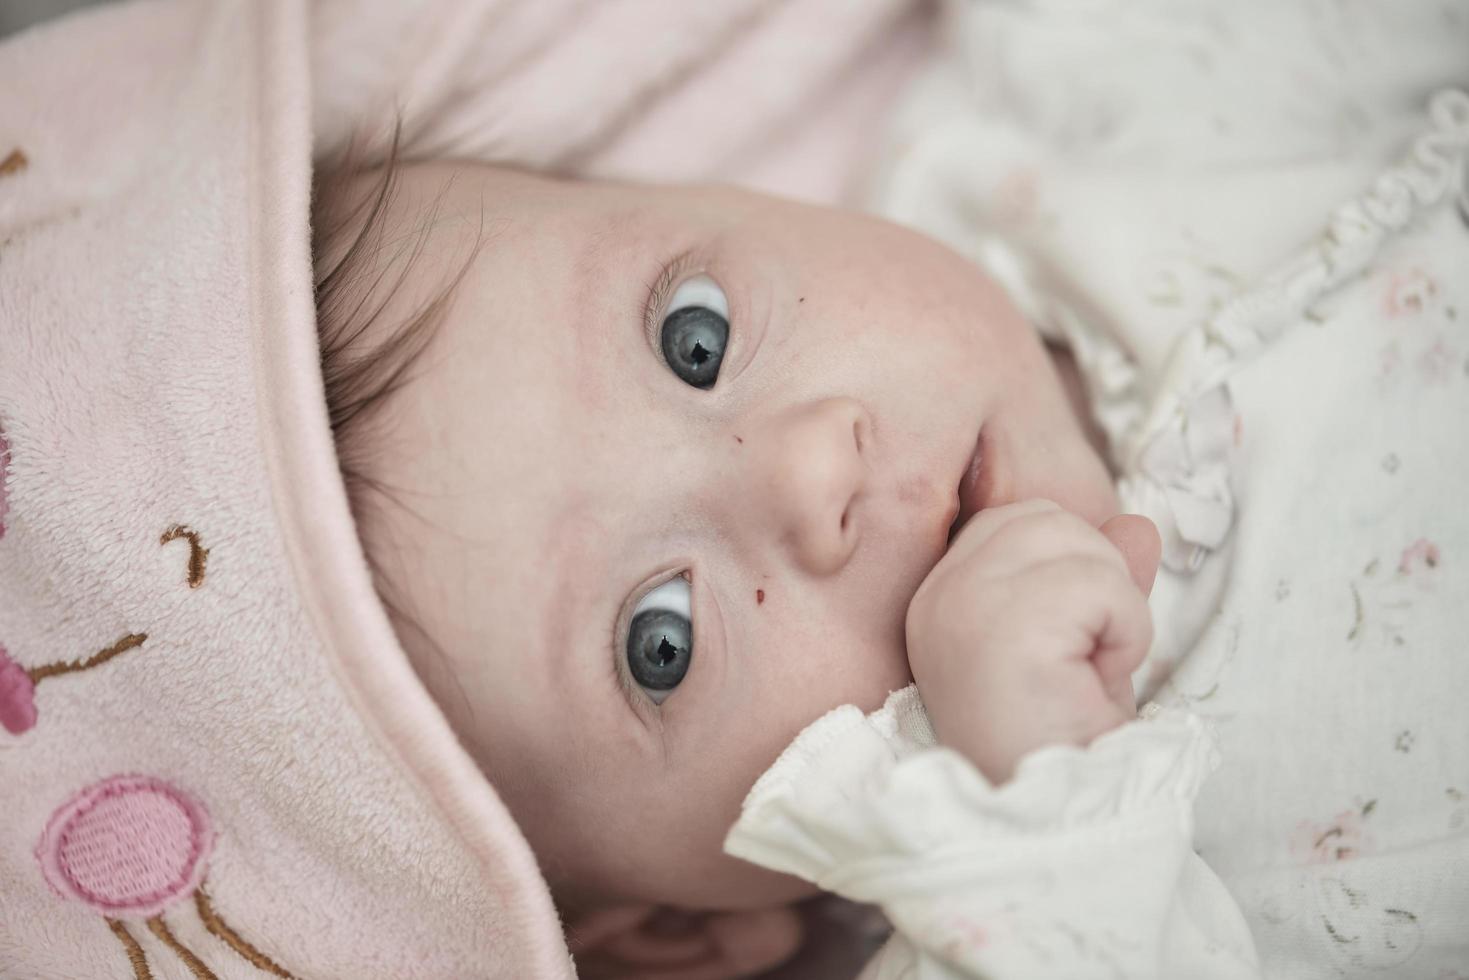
[311, 153, 1118, 917]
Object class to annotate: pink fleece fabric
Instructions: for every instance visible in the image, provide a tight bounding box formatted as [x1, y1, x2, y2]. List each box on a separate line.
[0, 0, 926, 976]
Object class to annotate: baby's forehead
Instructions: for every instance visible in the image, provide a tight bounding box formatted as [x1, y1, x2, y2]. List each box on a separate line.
[418, 163, 690, 233]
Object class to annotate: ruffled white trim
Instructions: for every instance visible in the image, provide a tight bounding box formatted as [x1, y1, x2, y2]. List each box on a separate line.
[1118, 88, 1469, 572]
[725, 685, 1217, 897]
[739, 686, 935, 816]
[1118, 375, 1236, 572]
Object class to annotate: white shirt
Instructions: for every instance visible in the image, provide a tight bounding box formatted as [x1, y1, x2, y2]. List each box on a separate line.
[725, 2, 1469, 975]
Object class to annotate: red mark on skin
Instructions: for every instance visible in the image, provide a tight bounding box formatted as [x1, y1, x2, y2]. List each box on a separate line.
[756, 589, 765, 605]
[1233, 414, 1243, 448]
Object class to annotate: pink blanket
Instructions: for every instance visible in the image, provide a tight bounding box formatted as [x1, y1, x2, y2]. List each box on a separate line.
[313, 0, 928, 201]
[0, 0, 924, 976]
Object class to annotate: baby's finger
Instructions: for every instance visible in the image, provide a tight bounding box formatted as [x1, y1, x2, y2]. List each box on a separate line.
[945, 499, 1126, 579]
[1098, 513, 1162, 597]
[1002, 557, 1151, 722]
[1087, 564, 1154, 713]
[945, 498, 1061, 560]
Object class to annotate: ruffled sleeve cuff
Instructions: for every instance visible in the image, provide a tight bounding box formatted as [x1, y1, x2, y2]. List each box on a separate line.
[725, 687, 1218, 900]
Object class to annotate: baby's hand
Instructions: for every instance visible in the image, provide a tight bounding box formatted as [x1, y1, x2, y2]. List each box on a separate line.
[905, 500, 1161, 785]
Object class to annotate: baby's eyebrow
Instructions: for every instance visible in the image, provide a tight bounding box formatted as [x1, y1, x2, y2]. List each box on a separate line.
[537, 501, 611, 684]
[574, 205, 648, 290]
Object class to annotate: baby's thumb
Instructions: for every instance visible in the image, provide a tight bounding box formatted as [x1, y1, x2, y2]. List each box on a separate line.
[1098, 514, 1162, 597]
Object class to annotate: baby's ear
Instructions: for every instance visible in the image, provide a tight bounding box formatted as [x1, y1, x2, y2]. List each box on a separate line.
[566, 903, 803, 979]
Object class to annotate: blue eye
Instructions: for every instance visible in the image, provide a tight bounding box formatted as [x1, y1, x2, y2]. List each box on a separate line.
[626, 576, 693, 703]
[659, 275, 728, 389]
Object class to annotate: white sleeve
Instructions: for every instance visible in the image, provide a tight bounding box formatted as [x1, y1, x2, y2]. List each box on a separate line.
[724, 689, 1259, 980]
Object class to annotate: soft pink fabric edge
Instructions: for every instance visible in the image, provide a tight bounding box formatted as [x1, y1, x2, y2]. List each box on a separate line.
[245, 0, 572, 973]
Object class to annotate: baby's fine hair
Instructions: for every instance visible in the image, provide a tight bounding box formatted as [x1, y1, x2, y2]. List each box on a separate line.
[309, 124, 480, 670]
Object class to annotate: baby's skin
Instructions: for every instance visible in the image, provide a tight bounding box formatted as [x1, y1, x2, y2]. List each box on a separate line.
[911, 500, 1160, 787]
[336, 160, 1159, 978]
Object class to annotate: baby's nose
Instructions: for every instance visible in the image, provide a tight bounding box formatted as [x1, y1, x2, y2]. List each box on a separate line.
[746, 397, 868, 575]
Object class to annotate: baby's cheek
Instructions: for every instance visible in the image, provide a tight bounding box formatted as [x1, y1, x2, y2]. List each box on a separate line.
[770, 608, 907, 715]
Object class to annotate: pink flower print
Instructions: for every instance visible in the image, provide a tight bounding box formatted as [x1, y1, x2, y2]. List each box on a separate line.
[1347, 543, 1441, 648]
[1417, 338, 1460, 384]
[1382, 267, 1438, 318]
[1290, 806, 1374, 864]
[36, 774, 296, 978]
[1398, 538, 1441, 575]
[0, 643, 38, 734]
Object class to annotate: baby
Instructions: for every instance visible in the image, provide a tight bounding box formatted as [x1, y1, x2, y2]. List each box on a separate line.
[309, 7, 1469, 968]
[311, 150, 1219, 978]
[4, 0, 1467, 977]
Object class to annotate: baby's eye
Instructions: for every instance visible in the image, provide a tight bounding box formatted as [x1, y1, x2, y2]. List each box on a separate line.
[659, 275, 728, 389]
[626, 575, 693, 704]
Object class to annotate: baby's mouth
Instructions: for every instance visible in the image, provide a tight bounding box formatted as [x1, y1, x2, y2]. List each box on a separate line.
[947, 427, 990, 546]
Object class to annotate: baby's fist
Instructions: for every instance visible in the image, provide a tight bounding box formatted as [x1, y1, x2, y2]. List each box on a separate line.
[905, 500, 1160, 784]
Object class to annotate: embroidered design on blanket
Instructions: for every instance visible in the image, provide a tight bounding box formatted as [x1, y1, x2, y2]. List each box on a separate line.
[35, 774, 298, 980]
[0, 421, 10, 539]
[2, 431, 295, 976]
[161, 524, 210, 588]
[0, 520, 210, 734]
[0, 633, 146, 735]
[0, 147, 26, 177]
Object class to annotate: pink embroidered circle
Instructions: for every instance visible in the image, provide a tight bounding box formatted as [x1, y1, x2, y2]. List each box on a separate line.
[0, 644, 37, 734]
[36, 775, 213, 917]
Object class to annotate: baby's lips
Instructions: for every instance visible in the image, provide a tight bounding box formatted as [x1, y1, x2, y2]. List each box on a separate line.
[0, 646, 38, 734]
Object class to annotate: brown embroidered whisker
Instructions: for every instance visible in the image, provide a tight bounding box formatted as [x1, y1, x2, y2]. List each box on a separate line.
[27, 633, 147, 684]
[161, 524, 210, 588]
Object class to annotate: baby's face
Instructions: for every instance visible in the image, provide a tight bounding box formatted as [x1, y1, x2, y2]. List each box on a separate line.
[353, 162, 1118, 914]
